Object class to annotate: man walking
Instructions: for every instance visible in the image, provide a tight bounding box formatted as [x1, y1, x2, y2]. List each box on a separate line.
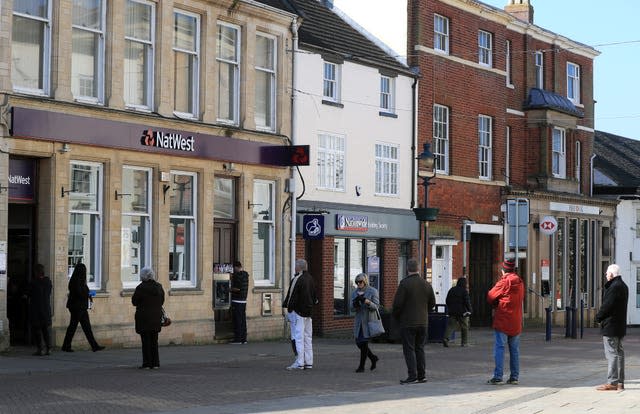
[595, 264, 628, 391]
[392, 258, 436, 384]
[486, 258, 524, 385]
[230, 261, 249, 344]
[283, 258, 318, 370]
[443, 277, 472, 347]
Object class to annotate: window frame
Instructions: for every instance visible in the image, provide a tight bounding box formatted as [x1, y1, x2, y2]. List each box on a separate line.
[11, 0, 53, 95]
[71, 0, 106, 103]
[434, 14, 449, 54]
[552, 127, 567, 178]
[252, 179, 276, 286]
[575, 140, 582, 184]
[216, 21, 241, 125]
[433, 104, 450, 174]
[379, 75, 395, 113]
[375, 143, 399, 196]
[478, 115, 492, 180]
[169, 170, 198, 288]
[478, 30, 492, 67]
[124, 0, 155, 110]
[317, 132, 346, 191]
[534, 51, 544, 89]
[505, 40, 512, 86]
[323, 61, 341, 102]
[567, 62, 581, 104]
[254, 32, 277, 131]
[173, 9, 201, 119]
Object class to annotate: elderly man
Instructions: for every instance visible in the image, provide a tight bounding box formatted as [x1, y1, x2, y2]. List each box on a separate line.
[595, 264, 629, 391]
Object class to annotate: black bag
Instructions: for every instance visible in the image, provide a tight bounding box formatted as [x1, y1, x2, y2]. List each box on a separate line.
[161, 307, 172, 327]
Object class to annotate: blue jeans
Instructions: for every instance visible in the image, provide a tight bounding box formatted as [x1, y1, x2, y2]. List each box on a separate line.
[401, 326, 427, 380]
[493, 330, 520, 380]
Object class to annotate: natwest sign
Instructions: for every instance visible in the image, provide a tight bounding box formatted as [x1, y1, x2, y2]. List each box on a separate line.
[141, 129, 195, 152]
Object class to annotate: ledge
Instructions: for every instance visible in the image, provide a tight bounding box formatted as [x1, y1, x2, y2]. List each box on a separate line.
[321, 99, 344, 108]
[378, 111, 398, 118]
[169, 289, 205, 296]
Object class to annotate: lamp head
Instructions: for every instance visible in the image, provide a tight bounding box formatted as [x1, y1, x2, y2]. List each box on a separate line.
[418, 143, 435, 170]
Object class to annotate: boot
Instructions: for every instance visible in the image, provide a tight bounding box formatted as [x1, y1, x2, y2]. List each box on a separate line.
[366, 344, 379, 371]
[355, 343, 366, 372]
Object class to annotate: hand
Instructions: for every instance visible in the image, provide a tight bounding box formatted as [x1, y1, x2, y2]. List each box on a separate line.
[364, 298, 371, 305]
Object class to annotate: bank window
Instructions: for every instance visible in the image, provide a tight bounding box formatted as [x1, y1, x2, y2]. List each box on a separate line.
[317, 133, 345, 191]
[68, 161, 103, 289]
[124, 0, 155, 110]
[552, 127, 566, 178]
[12, 0, 52, 95]
[553, 218, 566, 310]
[71, 0, 105, 103]
[323, 62, 340, 102]
[169, 171, 197, 287]
[478, 115, 492, 180]
[333, 238, 380, 316]
[478, 30, 492, 67]
[121, 166, 152, 288]
[434, 14, 449, 54]
[217, 21, 240, 125]
[567, 62, 580, 104]
[433, 104, 449, 174]
[213, 177, 237, 269]
[252, 180, 275, 286]
[173, 10, 200, 118]
[375, 143, 398, 196]
[255, 33, 276, 131]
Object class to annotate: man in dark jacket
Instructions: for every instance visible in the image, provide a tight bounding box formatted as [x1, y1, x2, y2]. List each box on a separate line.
[283, 258, 317, 370]
[443, 277, 472, 347]
[392, 258, 436, 384]
[28, 264, 52, 356]
[595, 264, 628, 391]
[230, 261, 249, 344]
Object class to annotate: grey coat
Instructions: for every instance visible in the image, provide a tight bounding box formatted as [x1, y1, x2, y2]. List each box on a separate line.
[351, 286, 380, 340]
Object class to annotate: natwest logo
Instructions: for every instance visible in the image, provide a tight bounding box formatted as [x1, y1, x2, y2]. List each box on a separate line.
[141, 129, 195, 152]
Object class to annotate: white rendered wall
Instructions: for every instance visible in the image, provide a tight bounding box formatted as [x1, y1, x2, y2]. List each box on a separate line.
[614, 199, 640, 324]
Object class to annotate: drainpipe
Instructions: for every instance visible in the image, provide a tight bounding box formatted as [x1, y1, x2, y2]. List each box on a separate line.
[410, 74, 419, 209]
[590, 154, 596, 197]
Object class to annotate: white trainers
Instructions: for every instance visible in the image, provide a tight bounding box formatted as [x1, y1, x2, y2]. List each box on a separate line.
[285, 363, 305, 370]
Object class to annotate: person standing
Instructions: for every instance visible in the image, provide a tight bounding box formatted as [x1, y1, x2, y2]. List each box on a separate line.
[595, 264, 628, 391]
[392, 258, 436, 384]
[351, 273, 380, 372]
[486, 258, 524, 385]
[28, 264, 52, 356]
[132, 267, 165, 369]
[283, 258, 318, 370]
[443, 277, 472, 347]
[230, 261, 249, 344]
[61, 263, 105, 352]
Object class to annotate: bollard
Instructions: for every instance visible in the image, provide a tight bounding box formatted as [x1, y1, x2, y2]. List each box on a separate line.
[565, 306, 572, 338]
[545, 306, 552, 341]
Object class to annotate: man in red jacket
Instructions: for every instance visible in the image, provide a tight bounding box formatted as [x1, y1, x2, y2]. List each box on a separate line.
[486, 258, 524, 385]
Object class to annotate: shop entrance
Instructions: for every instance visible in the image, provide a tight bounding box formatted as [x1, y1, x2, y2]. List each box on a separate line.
[469, 233, 494, 327]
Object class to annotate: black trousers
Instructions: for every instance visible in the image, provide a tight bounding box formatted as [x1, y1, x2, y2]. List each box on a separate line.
[32, 323, 51, 351]
[401, 326, 427, 380]
[62, 309, 99, 350]
[140, 331, 160, 368]
[231, 302, 247, 342]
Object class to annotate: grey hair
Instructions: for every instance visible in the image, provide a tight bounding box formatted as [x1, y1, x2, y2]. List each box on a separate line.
[607, 264, 621, 277]
[140, 267, 156, 281]
[295, 259, 308, 272]
[407, 258, 419, 273]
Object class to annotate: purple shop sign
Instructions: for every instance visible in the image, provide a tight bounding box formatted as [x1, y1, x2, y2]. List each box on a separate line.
[8, 158, 36, 203]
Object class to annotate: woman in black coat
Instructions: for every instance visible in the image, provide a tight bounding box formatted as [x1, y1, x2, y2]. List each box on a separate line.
[132, 267, 165, 369]
[61, 263, 104, 352]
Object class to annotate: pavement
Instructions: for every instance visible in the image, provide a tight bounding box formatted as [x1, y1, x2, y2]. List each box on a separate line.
[0, 326, 638, 414]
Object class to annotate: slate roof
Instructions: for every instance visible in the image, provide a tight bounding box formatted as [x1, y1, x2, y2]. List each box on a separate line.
[524, 88, 584, 118]
[254, 0, 411, 74]
[593, 130, 640, 190]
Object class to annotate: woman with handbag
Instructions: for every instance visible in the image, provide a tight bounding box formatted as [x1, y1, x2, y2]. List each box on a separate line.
[351, 273, 381, 373]
[132, 267, 165, 369]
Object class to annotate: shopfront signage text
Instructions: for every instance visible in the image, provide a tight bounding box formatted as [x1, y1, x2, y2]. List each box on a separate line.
[141, 129, 195, 152]
[336, 214, 368, 232]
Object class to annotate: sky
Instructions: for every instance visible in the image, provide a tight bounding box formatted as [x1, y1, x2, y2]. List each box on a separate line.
[332, 0, 640, 139]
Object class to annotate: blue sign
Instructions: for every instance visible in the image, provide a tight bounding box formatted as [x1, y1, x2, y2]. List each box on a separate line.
[303, 215, 324, 240]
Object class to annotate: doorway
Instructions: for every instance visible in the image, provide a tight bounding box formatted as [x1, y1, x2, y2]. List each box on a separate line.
[469, 233, 494, 327]
[431, 244, 452, 304]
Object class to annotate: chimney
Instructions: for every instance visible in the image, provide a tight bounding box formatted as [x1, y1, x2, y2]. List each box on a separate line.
[504, 0, 534, 24]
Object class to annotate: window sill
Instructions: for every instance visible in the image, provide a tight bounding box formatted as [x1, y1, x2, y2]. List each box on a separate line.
[252, 286, 281, 293]
[379, 111, 398, 118]
[169, 288, 205, 296]
[321, 99, 344, 108]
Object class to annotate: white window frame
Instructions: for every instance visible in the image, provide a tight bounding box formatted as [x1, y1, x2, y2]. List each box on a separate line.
[505, 40, 512, 86]
[124, 0, 155, 110]
[478, 115, 492, 180]
[173, 9, 200, 118]
[317, 132, 345, 191]
[534, 51, 544, 89]
[635, 209, 640, 239]
[323, 61, 341, 102]
[575, 140, 581, 183]
[433, 104, 449, 174]
[121, 166, 153, 289]
[217, 21, 241, 125]
[478, 30, 492, 67]
[68, 161, 103, 290]
[71, 0, 106, 103]
[552, 127, 566, 178]
[255, 32, 276, 131]
[380, 75, 395, 113]
[567, 62, 581, 104]
[11, 0, 52, 95]
[252, 179, 276, 286]
[169, 171, 197, 288]
[375, 143, 399, 196]
[434, 14, 449, 54]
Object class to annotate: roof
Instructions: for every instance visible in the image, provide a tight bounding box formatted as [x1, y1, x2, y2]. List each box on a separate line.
[255, 0, 412, 74]
[593, 130, 640, 190]
[523, 88, 584, 118]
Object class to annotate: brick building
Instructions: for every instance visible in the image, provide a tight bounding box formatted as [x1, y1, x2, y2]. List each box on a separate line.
[408, 0, 616, 328]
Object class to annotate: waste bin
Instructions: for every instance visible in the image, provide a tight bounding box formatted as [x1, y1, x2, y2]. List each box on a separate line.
[427, 304, 448, 343]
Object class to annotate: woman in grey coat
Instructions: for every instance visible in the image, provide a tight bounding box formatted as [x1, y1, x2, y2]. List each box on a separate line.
[351, 273, 380, 372]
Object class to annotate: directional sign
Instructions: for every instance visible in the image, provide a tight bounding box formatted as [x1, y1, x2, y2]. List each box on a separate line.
[539, 216, 558, 235]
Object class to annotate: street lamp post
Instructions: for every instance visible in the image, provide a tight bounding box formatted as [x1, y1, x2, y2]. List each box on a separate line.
[412, 143, 438, 277]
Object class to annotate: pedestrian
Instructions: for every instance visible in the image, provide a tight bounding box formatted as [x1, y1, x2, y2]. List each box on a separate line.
[595, 264, 628, 391]
[131, 267, 165, 369]
[392, 258, 436, 384]
[229, 260, 249, 344]
[443, 277, 472, 347]
[283, 258, 318, 370]
[61, 263, 105, 352]
[486, 258, 524, 385]
[351, 273, 380, 372]
[28, 264, 52, 356]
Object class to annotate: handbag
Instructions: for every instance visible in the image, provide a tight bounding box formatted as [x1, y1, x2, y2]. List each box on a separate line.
[161, 307, 172, 327]
[367, 308, 385, 337]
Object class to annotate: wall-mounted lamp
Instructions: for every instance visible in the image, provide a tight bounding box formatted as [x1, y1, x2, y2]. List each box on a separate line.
[59, 143, 71, 153]
[61, 186, 74, 197]
[248, 200, 262, 210]
[115, 190, 132, 200]
[223, 162, 235, 172]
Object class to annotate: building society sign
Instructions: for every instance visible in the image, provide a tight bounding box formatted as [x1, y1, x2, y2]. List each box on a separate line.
[336, 214, 368, 232]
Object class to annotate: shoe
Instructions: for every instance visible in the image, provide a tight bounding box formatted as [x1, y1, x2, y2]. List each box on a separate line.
[618, 383, 624, 391]
[61, 347, 74, 352]
[596, 383, 618, 391]
[285, 363, 304, 371]
[417, 377, 428, 383]
[355, 367, 365, 373]
[487, 378, 503, 385]
[442, 339, 449, 348]
[400, 377, 418, 385]
[150, 366, 159, 369]
[229, 341, 244, 345]
[92, 345, 105, 352]
[303, 365, 313, 370]
[138, 365, 151, 369]
[506, 378, 519, 385]
[370, 355, 378, 371]
[242, 341, 248, 344]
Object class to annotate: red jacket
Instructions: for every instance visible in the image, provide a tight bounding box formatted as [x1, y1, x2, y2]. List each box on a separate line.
[487, 271, 524, 336]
